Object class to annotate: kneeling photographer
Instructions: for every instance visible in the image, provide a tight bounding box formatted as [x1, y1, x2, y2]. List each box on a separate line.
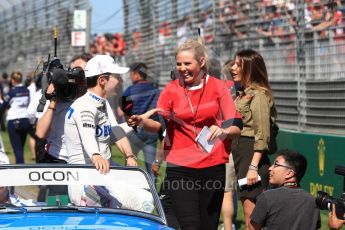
[35, 53, 92, 164]
[249, 149, 320, 230]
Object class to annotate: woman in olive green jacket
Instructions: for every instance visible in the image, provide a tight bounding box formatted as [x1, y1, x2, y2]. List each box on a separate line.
[231, 49, 277, 230]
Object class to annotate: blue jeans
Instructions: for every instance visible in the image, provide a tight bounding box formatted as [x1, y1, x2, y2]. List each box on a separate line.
[128, 128, 158, 183]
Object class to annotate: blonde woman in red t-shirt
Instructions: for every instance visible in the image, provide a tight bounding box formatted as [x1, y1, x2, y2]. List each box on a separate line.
[127, 39, 242, 230]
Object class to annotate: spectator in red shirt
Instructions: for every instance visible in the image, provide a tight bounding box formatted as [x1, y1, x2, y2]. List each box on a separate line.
[312, 1, 344, 41]
[112, 33, 126, 57]
[127, 39, 242, 230]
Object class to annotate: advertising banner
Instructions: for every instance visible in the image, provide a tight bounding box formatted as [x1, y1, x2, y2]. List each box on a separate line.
[276, 129, 345, 198]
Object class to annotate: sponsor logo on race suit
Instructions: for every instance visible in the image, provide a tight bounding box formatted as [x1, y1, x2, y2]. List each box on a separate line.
[96, 124, 111, 137]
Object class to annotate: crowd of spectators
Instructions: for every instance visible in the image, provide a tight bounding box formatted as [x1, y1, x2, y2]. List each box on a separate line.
[218, 0, 345, 45]
[87, 0, 345, 65]
[89, 33, 126, 57]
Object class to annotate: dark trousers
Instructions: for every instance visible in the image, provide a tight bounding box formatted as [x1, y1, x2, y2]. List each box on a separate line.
[7, 118, 30, 163]
[159, 178, 180, 229]
[0, 111, 6, 131]
[164, 164, 225, 230]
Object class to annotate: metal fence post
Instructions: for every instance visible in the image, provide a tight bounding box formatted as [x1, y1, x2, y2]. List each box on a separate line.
[296, 0, 306, 132]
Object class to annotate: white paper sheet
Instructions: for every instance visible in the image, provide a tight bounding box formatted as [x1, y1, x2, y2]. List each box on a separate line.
[195, 126, 216, 153]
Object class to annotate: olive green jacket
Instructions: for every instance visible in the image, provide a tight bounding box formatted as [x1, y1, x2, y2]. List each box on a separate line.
[235, 87, 277, 152]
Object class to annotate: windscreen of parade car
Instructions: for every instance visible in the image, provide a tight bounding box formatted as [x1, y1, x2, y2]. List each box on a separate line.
[0, 164, 163, 218]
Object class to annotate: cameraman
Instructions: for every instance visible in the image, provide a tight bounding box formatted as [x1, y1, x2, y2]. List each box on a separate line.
[35, 53, 92, 163]
[249, 149, 320, 230]
[329, 203, 345, 230]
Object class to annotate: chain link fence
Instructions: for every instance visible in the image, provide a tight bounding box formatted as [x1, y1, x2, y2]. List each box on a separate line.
[0, 0, 91, 75]
[123, 0, 345, 135]
[0, 0, 343, 135]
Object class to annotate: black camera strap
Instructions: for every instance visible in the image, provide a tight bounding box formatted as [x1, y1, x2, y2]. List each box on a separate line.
[37, 94, 47, 113]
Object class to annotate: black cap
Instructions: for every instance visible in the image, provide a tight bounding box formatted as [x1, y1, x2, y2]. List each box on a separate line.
[129, 62, 147, 79]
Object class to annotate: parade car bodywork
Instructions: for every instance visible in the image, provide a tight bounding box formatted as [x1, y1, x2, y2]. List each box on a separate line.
[0, 164, 172, 229]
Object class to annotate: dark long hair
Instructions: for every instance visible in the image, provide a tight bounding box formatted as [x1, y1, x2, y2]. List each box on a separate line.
[235, 49, 272, 98]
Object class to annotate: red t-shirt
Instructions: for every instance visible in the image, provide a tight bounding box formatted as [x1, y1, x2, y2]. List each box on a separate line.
[334, 10, 344, 41]
[158, 76, 241, 168]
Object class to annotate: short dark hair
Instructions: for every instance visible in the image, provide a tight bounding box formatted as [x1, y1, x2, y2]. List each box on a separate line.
[2, 72, 8, 79]
[277, 149, 307, 182]
[70, 53, 93, 65]
[86, 75, 109, 88]
[129, 62, 147, 79]
[86, 76, 98, 88]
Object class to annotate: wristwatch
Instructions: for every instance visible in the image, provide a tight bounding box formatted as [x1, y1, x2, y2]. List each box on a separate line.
[153, 159, 163, 165]
[125, 155, 137, 161]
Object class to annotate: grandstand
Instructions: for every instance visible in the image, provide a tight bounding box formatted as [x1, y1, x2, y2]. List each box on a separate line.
[123, 0, 345, 135]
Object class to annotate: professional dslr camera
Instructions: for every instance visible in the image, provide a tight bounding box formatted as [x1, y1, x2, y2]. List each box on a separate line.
[316, 165, 345, 220]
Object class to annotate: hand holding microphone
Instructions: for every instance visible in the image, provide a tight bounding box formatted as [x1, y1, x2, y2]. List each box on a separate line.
[120, 96, 137, 132]
[127, 115, 142, 127]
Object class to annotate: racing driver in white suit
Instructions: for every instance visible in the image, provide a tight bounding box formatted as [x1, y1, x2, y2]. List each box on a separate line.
[64, 55, 137, 171]
[64, 55, 153, 211]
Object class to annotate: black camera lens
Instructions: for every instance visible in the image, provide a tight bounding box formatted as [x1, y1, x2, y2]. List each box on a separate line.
[315, 191, 334, 211]
[70, 67, 85, 81]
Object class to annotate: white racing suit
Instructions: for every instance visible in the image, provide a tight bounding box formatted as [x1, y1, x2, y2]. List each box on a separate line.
[65, 91, 153, 213]
[65, 91, 112, 164]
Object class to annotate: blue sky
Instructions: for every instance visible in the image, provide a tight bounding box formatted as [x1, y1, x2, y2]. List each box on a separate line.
[90, 0, 124, 35]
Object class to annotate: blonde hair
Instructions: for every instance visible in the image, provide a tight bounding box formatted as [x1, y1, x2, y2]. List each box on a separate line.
[11, 71, 23, 84]
[175, 39, 208, 72]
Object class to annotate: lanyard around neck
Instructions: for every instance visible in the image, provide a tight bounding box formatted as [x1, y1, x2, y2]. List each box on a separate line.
[184, 77, 207, 137]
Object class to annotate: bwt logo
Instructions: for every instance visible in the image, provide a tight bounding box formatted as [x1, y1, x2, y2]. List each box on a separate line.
[96, 125, 111, 137]
[28, 171, 79, 182]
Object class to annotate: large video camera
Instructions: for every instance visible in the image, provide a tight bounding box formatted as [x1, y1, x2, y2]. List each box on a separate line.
[37, 28, 84, 112]
[44, 58, 84, 102]
[315, 165, 345, 220]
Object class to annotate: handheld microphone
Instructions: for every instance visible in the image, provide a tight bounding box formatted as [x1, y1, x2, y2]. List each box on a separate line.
[120, 96, 137, 132]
